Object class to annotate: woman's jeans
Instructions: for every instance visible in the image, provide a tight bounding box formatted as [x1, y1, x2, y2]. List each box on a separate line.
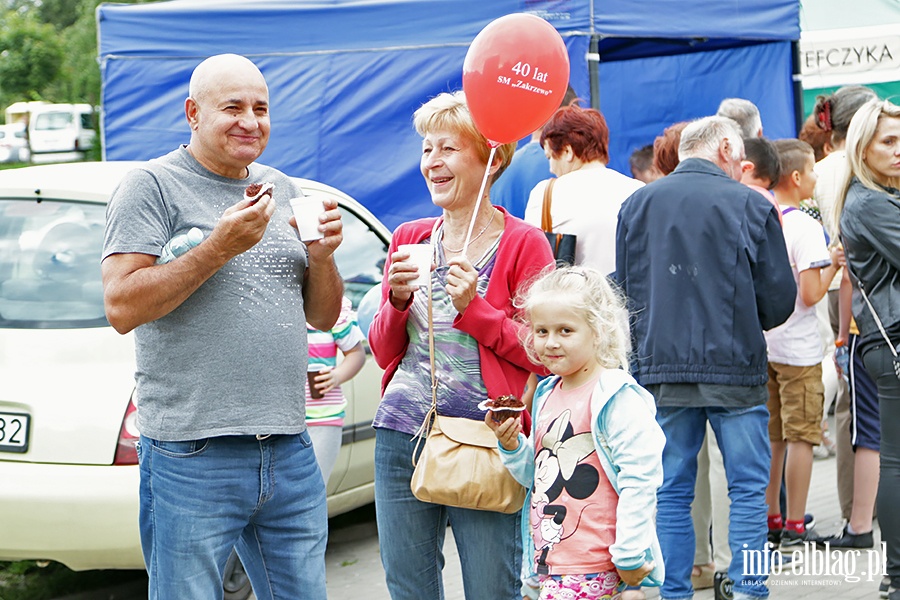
[862, 343, 900, 581]
[374, 427, 522, 600]
[655, 405, 771, 600]
[138, 432, 328, 600]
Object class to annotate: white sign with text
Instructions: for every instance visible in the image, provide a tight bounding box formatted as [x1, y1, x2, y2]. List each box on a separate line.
[800, 25, 900, 89]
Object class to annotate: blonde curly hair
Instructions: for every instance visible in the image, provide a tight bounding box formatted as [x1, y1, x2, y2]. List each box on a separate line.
[515, 266, 631, 372]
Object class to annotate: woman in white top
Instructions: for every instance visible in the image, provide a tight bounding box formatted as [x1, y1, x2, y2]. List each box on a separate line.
[524, 105, 643, 277]
[814, 85, 878, 241]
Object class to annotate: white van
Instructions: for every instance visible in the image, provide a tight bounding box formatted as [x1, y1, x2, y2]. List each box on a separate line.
[27, 103, 96, 155]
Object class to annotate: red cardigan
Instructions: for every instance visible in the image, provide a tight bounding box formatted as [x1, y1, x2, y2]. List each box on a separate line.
[369, 208, 553, 401]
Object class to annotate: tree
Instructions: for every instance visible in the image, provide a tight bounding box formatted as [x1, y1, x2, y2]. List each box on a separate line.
[0, 11, 64, 102]
[44, 0, 102, 106]
[35, 0, 83, 30]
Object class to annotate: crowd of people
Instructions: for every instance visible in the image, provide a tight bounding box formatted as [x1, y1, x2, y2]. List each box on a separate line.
[99, 51, 899, 600]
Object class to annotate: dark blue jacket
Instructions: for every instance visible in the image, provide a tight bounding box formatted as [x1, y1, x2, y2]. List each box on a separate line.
[614, 158, 796, 387]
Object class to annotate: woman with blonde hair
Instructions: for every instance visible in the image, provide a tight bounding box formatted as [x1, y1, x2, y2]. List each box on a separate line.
[369, 91, 555, 600]
[834, 97, 900, 600]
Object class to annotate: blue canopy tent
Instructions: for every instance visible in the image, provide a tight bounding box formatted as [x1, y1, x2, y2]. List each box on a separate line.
[97, 0, 800, 230]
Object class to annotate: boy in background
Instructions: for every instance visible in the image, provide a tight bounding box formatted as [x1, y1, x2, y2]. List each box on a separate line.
[740, 137, 781, 206]
[764, 139, 842, 546]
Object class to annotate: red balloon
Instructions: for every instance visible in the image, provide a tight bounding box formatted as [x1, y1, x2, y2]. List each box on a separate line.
[463, 13, 570, 146]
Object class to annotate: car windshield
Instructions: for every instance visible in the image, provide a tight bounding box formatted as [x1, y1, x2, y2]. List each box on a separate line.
[0, 196, 388, 330]
[34, 112, 74, 131]
[333, 205, 388, 309]
[0, 199, 107, 329]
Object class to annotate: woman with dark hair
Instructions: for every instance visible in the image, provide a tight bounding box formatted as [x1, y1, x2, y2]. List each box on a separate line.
[798, 112, 832, 163]
[814, 85, 878, 238]
[523, 104, 643, 275]
[834, 97, 900, 600]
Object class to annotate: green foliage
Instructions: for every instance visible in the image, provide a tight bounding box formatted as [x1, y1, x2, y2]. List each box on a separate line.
[44, 0, 102, 107]
[0, 0, 148, 143]
[36, 0, 83, 30]
[0, 11, 64, 101]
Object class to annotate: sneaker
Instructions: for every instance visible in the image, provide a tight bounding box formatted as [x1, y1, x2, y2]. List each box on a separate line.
[881, 576, 890, 598]
[804, 513, 816, 531]
[812, 444, 832, 459]
[713, 570, 733, 600]
[767, 528, 782, 546]
[781, 528, 813, 548]
[814, 524, 874, 549]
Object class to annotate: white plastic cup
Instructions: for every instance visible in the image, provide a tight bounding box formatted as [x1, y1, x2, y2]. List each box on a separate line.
[399, 244, 432, 288]
[290, 196, 326, 241]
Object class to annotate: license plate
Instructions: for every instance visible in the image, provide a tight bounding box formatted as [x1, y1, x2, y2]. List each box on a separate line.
[0, 412, 30, 453]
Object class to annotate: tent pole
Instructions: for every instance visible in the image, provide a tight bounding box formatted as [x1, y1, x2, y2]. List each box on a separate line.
[589, 35, 600, 110]
[791, 41, 804, 135]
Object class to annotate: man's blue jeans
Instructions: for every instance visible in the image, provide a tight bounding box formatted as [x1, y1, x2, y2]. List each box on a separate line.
[656, 405, 771, 600]
[138, 432, 327, 600]
[374, 427, 522, 600]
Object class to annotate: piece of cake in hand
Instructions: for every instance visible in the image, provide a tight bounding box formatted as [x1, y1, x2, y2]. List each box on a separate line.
[478, 395, 526, 424]
[244, 182, 274, 204]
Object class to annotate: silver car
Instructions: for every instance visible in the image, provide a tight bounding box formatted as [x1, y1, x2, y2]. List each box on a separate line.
[0, 161, 388, 570]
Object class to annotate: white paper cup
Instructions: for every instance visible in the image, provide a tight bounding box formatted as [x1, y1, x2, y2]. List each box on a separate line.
[399, 244, 432, 288]
[290, 196, 326, 241]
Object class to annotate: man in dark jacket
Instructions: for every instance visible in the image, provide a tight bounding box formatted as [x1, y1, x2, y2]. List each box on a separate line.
[615, 116, 796, 600]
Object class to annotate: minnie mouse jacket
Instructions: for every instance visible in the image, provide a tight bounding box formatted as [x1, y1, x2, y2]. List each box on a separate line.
[499, 369, 666, 584]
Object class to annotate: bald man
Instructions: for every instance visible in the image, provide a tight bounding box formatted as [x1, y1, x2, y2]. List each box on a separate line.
[102, 54, 342, 599]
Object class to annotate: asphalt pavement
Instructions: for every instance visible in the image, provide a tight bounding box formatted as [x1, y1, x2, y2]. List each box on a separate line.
[322, 450, 886, 600]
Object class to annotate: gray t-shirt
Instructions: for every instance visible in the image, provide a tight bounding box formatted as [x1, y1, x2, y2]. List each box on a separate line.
[103, 147, 311, 441]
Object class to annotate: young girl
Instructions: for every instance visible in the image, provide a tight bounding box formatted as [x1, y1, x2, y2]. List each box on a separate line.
[485, 266, 665, 600]
[306, 295, 366, 482]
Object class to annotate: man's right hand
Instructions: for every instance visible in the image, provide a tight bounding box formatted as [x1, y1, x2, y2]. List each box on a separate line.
[102, 194, 276, 335]
[207, 193, 276, 259]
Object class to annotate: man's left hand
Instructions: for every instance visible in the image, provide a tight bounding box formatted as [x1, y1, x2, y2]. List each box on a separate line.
[291, 196, 343, 260]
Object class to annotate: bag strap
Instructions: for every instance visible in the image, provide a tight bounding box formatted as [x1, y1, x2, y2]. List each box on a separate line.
[541, 179, 556, 232]
[411, 220, 442, 465]
[853, 277, 898, 358]
[842, 237, 899, 358]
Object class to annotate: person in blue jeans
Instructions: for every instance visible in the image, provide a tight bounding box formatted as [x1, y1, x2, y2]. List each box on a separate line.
[102, 54, 345, 599]
[368, 91, 554, 600]
[833, 97, 900, 600]
[615, 116, 796, 600]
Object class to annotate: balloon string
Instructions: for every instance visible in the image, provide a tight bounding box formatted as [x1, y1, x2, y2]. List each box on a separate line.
[463, 145, 497, 255]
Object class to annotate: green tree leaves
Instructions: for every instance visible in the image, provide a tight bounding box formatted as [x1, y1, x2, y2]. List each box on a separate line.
[0, 0, 148, 122]
[0, 11, 64, 101]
